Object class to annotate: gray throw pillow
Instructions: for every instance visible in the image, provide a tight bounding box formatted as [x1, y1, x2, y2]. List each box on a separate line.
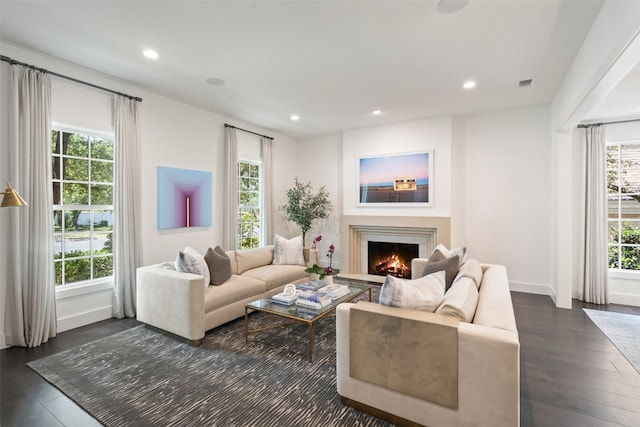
[422, 254, 460, 291]
[204, 246, 232, 286]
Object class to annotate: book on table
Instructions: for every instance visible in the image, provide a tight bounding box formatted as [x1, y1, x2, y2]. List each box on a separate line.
[295, 290, 332, 309]
[318, 284, 350, 299]
[269, 292, 298, 305]
[297, 280, 326, 291]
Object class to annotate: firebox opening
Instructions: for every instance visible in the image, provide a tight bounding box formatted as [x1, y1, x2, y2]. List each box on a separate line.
[368, 241, 419, 278]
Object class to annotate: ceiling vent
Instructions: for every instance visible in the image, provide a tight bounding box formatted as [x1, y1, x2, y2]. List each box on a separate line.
[517, 78, 534, 88]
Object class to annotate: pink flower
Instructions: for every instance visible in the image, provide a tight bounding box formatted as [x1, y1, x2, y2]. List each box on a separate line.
[311, 235, 322, 250]
[325, 244, 335, 274]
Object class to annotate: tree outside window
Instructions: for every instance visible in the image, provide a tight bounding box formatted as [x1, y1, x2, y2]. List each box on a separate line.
[606, 142, 640, 271]
[52, 129, 114, 285]
[237, 161, 261, 250]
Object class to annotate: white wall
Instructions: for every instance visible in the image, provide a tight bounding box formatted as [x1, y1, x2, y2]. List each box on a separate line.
[452, 105, 554, 296]
[0, 43, 299, 347]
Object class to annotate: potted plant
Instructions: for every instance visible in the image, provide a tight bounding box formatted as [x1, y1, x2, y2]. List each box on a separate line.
[280, 178, 333, 246]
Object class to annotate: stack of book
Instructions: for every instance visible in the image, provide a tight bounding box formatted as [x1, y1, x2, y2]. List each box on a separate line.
[297, 280, 326, 291]
[268, 292, 298, 305]
[318, 284, 350, 299]
[295, 290, 332, 309]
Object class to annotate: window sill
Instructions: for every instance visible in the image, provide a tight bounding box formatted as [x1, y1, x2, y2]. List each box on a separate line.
[55, 278, 114, 300]
[609, 269, 640, 280]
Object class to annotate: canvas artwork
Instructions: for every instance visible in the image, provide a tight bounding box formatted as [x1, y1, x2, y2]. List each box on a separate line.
[157, 166, 212, 229]
[358, 151, 433, 206]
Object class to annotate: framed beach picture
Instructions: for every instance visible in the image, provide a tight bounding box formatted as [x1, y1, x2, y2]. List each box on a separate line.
[357, 150, 433, 206]
[157, 166, 212, 229]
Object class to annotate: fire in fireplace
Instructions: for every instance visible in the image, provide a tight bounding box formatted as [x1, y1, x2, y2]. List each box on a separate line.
[368, 241, 419, 278]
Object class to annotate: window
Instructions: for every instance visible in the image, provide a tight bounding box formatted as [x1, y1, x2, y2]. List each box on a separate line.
[237, 160, 262, 250]
[52, 128, 114, 286]
[607, 141, 640, 271]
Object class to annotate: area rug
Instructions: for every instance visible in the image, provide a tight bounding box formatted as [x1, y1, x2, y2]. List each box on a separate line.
[28, 293, 390, 426]
[583, 308, 640, 374]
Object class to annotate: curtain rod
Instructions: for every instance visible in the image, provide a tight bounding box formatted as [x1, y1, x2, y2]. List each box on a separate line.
[1, 55, 142, 102]
[577, 118, 640, 128]
[224, 123, 273, 140]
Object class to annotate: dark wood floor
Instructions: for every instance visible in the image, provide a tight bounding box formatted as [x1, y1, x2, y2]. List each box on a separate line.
[1, 292, 640, 426]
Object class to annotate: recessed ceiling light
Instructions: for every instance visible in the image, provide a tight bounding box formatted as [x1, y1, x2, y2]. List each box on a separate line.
[463, 80, 476, 89]
[143, 49, 159, 60]
[206, 77, 226, 86]
[290, 115, 300, 121]
[372, 109, 382, 116]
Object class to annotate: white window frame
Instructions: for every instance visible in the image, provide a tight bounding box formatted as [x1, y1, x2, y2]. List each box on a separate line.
[606, 139, 640, 274]
[52, 125, 115, 289]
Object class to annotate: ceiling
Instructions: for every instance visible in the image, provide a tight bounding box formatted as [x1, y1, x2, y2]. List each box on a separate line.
[1, 0, 626, 139]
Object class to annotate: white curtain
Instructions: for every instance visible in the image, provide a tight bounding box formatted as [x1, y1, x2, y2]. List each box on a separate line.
[261, 136, 273, 244]
[113, 96, 142, 318]
[580, 125, 609, 304]
[5, 65, 57, 347]
[223, 126, 238, 250]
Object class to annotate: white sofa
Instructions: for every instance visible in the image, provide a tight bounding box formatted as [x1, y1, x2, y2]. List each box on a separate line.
[336, 261, 520, 427]
[136, 245, 309, 344]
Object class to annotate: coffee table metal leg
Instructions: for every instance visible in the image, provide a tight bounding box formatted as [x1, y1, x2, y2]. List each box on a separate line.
[308, 322, 315, 363]
[245, 307, 249, 342]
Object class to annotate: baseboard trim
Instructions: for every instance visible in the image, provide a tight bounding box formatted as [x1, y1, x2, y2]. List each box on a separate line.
[57, 306, 113, 333]
[510, 281, 554, 298]
[608, 292, 640, 307]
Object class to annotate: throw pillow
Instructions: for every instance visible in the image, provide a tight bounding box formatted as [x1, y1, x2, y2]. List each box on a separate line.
[379, 271, 446, 312]
[422, 254, 460, 291]
[272, 234, 305, 266]
[435, 276, 479, 322]
[455, 259, 483, 289]
[204, 246, 232, 286]
[433, 243, 467, 266]
[175, 246, 210, 288]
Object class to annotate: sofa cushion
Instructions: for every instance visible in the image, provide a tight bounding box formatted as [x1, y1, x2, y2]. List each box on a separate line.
[455, 258, 483, 289]
[175, 246, 210, 288]
[421, 254, 459, 291]
[235, 246, 274, 274]
[204, 246, 232, 286]
[435, 276, 478, 322]
[272, 234, 305, 266]
[241, 264, 308, 290]
[379, 271, 445, 312]
[204, 275, 267, 312]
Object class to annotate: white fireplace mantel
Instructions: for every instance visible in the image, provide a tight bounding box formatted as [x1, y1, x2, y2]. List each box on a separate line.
[339, 215, 451, 275]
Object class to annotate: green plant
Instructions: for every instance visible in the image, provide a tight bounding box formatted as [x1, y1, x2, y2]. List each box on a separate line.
[280, 177, 332, 246]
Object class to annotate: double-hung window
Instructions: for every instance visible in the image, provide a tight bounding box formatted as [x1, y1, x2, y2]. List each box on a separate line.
[237, 160, 262, 250]
[607, 141, 640, 271]
[52, 128, 114, 286]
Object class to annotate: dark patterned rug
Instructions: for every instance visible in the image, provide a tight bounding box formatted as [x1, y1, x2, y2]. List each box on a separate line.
[28, 290, 390, 427]
[584, 308, 640, 374]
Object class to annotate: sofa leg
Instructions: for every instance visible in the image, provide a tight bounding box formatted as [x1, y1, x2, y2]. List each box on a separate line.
[143, 324, 203, 346]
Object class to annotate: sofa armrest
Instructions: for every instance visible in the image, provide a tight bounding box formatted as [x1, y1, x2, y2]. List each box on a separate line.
[336, 302, 520, 427]
[136, 266, 206, 344]
[411, 257, 429, 279]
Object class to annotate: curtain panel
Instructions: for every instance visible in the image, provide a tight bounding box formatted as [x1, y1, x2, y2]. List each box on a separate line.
[261, 136, 273, 244]
[113, 96, 142, 318]
[580, 125, 609, 304]
[223, 127, 239, 250]
[5, 65, 57, 347]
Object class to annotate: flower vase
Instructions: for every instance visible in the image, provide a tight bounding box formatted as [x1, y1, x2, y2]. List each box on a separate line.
[309, 273, 320, 281]
[324, 275, 334, 285]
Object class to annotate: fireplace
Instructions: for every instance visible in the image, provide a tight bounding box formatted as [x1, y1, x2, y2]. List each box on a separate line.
[368, 241, 419, 278]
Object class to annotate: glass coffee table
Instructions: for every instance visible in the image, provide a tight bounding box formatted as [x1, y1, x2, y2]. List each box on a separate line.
[244, 279, 372, 362]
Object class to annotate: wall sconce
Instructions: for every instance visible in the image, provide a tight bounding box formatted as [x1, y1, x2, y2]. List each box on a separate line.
[1, 183, 28, 207]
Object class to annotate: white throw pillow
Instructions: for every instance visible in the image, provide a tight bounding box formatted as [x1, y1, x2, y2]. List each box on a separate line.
[379, 271, 446, 312]
[175, 246, 210, 288]
[434, 243, 467, 266]
[272, 234, 305, 266]
[435, 276, 479, 322]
